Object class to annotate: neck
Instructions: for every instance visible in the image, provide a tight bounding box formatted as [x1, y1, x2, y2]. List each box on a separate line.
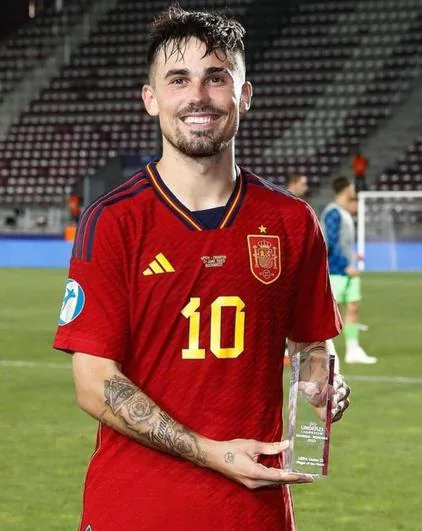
[335, 198, 348, 210]
[155, 140, 237, 211]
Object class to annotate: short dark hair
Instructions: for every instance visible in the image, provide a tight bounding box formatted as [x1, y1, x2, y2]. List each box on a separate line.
[286, 173, 305, 187]
[147, 4, 246, 76]
[332, 177, 352, 195]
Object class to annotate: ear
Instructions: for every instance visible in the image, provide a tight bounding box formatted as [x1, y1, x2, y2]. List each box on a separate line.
[239, 81, 253, 114]
[142, 84, 159, 117]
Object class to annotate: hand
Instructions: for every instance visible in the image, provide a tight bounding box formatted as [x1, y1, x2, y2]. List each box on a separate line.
[346, 265, 359, 277]
[300, 374, 350, 423]
[299, 379, 329, 408]
[331, 374, 351, 422]
[205, 439, 313, 489]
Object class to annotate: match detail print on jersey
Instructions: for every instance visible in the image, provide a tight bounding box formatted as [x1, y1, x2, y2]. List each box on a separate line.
[247, 234, 281, 284]
[181, 296, 245, 359]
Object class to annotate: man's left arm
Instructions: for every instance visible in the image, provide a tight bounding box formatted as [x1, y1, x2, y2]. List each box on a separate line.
[287, 204, 349, 420]
[287, 339, 350, 423]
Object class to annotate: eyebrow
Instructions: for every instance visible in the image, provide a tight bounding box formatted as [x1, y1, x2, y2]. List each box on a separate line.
[164, 68, 189, 79]
[164, 67, 230, 79]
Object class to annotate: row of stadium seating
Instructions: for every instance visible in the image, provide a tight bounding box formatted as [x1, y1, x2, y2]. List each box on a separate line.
[0, 0, 195, 203]
[378, 133, 422, 190]
[0, 0, 421, 205]
[241, 0, 422, 183]
[0, 0, 95, 104]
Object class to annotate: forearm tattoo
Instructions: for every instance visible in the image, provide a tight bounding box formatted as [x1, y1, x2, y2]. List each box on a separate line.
[104, 375, 207, 466]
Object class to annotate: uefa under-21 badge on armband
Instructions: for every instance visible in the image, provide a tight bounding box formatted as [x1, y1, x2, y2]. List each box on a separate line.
[58, 279, 85, 326]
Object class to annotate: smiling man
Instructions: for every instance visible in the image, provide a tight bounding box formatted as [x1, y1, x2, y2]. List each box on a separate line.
[54, 6, 350, 531]
[149, 57, 243, 158]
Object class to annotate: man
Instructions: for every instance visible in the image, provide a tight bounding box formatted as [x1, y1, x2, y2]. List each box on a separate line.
[54, 7, 350, 530]
[286, 173, 308, 198]
[68, 193, 82, 223]
[352, 150, 368, 193]
[320, 177, 377, 365]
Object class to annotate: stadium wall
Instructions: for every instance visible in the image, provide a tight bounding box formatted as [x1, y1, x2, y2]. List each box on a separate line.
[0, 237, 72, 267]
[0, 237, 421, 270]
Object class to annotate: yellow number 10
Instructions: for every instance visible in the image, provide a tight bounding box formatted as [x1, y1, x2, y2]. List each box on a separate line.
[181, 296, 245, 359]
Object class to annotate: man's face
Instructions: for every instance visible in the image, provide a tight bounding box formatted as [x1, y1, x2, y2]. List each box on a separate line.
[294, 176, 309, 197]
[142, 38, 252, 158]
[344, 184, 358, 215]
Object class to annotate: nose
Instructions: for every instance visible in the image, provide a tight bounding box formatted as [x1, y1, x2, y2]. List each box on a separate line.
[189, 79, 211, 103]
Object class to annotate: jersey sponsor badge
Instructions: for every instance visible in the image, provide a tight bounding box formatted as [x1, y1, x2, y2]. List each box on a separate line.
[247, 234, 281, 285]
[58, 279, 85, 325]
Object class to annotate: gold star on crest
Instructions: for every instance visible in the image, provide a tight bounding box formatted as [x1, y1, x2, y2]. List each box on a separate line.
[258, 225, 267, 233]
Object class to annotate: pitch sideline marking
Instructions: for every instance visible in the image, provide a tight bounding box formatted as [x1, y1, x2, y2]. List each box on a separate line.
[0, 360, 71, 369]
[0, 360, 422, 384]
[347, 375, 422, 384]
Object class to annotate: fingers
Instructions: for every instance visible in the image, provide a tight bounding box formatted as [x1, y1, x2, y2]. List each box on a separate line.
[333, 374, 350, 396]
[244, 462, 313, 489]
[250, 441, 312, 486]
[332, 397, 350, 422]
[333, 380, 350, 404]
[262, 467, 313, 485]
[331, 374, 351, 422]
[254, 440, 289, 455]
[221, 439, 314, 490]
[333, 383, 351, 405]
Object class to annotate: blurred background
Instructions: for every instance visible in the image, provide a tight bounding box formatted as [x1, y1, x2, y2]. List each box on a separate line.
[0, 1, 421, 530]
[0, 0, 422, 270]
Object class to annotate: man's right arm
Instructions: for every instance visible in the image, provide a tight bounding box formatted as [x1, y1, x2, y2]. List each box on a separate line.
[73, 351, 208, 466]
[73, 352, 313, 489]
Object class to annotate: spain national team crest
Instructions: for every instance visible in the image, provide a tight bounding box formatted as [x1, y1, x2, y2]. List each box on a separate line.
[247, 234, 281, 285]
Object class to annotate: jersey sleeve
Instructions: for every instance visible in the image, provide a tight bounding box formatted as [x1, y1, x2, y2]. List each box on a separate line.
[53, 208, 129, 362]
[324, 208, 349, 274]
[288, 205, 342, 342]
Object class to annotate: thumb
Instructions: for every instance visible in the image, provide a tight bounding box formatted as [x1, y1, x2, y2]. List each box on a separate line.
[256, 440, 289, 456]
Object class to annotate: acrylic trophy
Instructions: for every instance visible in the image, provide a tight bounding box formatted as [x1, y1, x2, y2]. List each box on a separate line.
[284, 352, 335, 477]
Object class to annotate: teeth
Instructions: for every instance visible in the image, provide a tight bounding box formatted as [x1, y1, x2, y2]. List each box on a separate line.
[183, 116, 213, 124]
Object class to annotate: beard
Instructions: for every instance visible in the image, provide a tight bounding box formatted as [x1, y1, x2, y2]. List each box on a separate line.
[163, 126, 234, 158]
[162, 103, 238, 158]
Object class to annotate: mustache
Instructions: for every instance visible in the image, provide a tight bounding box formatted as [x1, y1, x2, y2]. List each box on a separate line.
[177, 104, 227, 118]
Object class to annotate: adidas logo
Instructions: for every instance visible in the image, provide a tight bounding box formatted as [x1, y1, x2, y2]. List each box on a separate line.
[143, 253, 175, 276]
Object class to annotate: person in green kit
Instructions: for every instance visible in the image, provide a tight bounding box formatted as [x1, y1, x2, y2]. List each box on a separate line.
[320, 177, 377, 365]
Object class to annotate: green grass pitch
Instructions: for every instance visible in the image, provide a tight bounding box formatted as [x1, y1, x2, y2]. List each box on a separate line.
[0, 269, 421, 530]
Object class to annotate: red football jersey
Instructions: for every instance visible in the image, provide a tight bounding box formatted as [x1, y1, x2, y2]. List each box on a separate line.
[54, 162, 341, 531]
